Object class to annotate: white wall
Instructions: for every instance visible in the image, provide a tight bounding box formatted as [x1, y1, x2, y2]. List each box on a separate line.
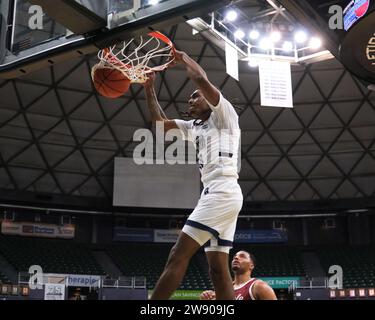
[113, 157, 200, 209]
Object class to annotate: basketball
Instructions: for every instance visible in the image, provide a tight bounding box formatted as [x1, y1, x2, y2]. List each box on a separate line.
[92, 67, 131, 98]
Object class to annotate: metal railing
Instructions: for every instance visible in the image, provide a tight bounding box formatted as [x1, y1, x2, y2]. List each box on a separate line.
[289, 277, 329, 293]
[102, 276, 146, 289]
[19, 271, 147, 289]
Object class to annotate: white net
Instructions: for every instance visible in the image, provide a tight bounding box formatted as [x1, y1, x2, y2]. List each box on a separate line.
[91, 32, 174, 84]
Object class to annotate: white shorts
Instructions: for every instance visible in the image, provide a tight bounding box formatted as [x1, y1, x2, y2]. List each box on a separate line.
[182, 177, 243, 254]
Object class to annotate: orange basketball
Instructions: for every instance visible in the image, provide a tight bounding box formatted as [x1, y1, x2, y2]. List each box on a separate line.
[93, 67, 131, 98]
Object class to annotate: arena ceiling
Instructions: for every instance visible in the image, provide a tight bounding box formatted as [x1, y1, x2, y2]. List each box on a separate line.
[0, 1, 374, 205]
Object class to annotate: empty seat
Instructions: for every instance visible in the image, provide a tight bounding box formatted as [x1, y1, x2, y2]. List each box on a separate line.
[106, 243, 211, 290]
[0, 235, 105, 276]
[316, 245, 375, 288]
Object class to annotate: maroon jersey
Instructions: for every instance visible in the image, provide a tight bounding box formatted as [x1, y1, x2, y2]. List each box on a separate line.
[234, 278, 258, 300]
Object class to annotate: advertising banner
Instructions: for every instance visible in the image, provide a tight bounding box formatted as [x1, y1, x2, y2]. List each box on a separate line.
[113, 227, 154, 242]
[147, 290, 202, 300]
[154, 229, 181, 243]
[44, 284, 65, 300]
[114, 228, 287, 244]
[234, 229, 288, 243]
[66, 275, 100, 288]
[1, 221, 75, 239]
[170, 290, 202, 300]
[259, 277, 300, 289]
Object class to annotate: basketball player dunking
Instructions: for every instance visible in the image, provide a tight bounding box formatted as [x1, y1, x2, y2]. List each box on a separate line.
[200, 251, 277, 300]
[143, 50, 243, 300]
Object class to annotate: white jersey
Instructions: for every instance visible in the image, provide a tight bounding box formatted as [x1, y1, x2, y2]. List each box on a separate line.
[174, 93, 241, 186]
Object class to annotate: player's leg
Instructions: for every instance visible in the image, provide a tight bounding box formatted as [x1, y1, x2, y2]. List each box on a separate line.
[150, 231, 201, 300]
[205, 249, 235, 300]
[203, 191, 242, 300]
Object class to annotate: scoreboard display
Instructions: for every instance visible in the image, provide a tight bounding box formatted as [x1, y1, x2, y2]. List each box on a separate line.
[343, 0, 371, 31]
[277, 0, 375, 87]
[340, 0, 374, 86]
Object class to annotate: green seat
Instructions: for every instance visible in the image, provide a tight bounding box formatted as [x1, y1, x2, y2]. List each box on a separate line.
[316, 245, 375, 288]
[0, 235, 105, 278]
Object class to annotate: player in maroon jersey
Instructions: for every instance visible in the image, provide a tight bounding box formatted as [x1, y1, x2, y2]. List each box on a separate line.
[200, 250, 277, 300]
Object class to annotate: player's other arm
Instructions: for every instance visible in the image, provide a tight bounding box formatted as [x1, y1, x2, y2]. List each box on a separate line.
[143, 72, 178, 132]
[173, 50, 220, 107]
[253, 280, 277, 300]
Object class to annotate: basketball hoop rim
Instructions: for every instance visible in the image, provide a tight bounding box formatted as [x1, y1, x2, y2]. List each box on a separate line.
[92, 31, 175, 85]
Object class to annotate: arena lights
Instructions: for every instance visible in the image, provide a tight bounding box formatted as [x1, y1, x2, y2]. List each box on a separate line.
[259, 37, 273, 50]
[309, 37, 322, 49]
[234, 29, 245, 39]
[249, 30, 260, 40]
[270, 31, 281, 42]
[282, 41, 293, 52]
[186, 6, 334, 67]
[225, 10, 238, 22]
[294, 31, 307, 43]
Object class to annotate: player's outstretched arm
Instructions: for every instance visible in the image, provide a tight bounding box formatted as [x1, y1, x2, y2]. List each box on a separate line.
[253, 281, 277, 300]
[173, 50, 220, 107]
[143, 72, 178, 131]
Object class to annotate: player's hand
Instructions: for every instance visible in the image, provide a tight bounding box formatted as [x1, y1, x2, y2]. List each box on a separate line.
[199, 290, 216, 300]
[143, 71, 156, 88]
[170, 49, 187, 67]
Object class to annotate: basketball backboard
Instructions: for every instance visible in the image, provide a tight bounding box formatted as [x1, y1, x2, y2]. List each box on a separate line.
[0, 0, 230, 79]
[10, 0, 71, 53]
